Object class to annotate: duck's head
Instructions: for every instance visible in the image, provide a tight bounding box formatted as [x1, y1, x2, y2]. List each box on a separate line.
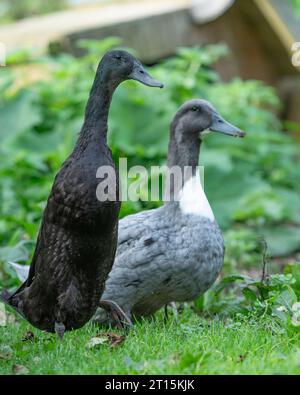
[99, 50, 164, 88]
[172, 99, 245, 139]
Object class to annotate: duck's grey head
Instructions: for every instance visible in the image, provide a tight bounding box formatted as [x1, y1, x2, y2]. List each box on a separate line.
[172, 99, 245, 139]
[99, 50, 164, 88]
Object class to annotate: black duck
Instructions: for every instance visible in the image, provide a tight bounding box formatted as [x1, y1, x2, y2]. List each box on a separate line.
[1, 50, 163, 337]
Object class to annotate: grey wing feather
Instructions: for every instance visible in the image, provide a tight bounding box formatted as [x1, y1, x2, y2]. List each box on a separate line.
[117, 210, 153, 246]
[102, 208, 168, 300]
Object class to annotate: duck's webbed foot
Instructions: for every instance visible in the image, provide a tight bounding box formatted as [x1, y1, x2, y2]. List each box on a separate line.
[55, 322, 65, 340]
[99, 300, 132, 330]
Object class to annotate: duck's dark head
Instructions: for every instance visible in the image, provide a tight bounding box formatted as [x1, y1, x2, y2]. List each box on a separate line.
[99, 50, 164, 88]
[172, 99, 245, 140]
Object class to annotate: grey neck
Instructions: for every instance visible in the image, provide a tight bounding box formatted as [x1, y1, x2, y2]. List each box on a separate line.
[165, 122, 201, 202]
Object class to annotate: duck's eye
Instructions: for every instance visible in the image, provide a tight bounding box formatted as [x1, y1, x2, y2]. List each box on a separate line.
[114, 56, 122, 61]
[191, 107, 198, 112]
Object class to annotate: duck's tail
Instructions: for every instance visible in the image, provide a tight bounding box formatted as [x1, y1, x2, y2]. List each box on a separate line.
[0, 288, 26, 319]
[0, 262, 29, 309]
[1, 264, 29, 319]
[0, 262, 28, 305]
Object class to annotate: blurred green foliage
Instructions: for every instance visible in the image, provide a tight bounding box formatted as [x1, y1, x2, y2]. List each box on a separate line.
[0, 38, 300, 289]
[290, 0, 300, 20]
[0, 0, 68, 23]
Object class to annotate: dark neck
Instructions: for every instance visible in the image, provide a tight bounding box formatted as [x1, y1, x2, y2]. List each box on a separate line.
[76, 68, 119, 150]
[167, 121, 201, 171]
[165, 122, 201, 201]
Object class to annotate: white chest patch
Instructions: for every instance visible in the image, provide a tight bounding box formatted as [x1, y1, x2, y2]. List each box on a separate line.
[179, 172, 214, 220]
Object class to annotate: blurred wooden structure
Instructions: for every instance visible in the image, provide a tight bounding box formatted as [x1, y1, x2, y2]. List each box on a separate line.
[0, 0, 299, 123]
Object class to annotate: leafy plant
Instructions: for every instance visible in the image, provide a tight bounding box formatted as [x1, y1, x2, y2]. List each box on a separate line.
[196, 263, 300, 333]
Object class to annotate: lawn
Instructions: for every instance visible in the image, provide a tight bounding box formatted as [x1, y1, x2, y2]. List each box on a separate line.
[1, 308, 300, 375]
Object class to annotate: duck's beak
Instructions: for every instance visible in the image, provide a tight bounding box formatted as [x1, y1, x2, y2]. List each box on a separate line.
[210, 113, 245, 137]
[129, 61, 164, 88]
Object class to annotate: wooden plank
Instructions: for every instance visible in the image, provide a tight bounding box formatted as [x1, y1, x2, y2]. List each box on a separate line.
[0, 0, 189, 54]
[253, 0, 298, 52]
[1, 0, 298, 80]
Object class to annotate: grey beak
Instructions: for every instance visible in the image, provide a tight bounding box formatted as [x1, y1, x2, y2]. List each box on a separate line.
[210, 113, 245, 137]
[129, 61, 164, 88]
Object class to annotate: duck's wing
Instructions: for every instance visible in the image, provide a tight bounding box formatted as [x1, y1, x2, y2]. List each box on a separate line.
[106, 208, 171, 290]
[13, 158, 84, 290]
[116, 208, 167, 262]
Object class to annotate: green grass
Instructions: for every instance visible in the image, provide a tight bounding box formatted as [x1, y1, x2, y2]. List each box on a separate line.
[1, 308, 300, 375]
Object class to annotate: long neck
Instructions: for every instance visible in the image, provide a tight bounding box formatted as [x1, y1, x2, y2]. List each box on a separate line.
[164, 123, 202, 202]
[165, 121, 214, 220]
[165, 121, 201, 201]
[76, 67, 119, 150]
[167, 134, 201, 171]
